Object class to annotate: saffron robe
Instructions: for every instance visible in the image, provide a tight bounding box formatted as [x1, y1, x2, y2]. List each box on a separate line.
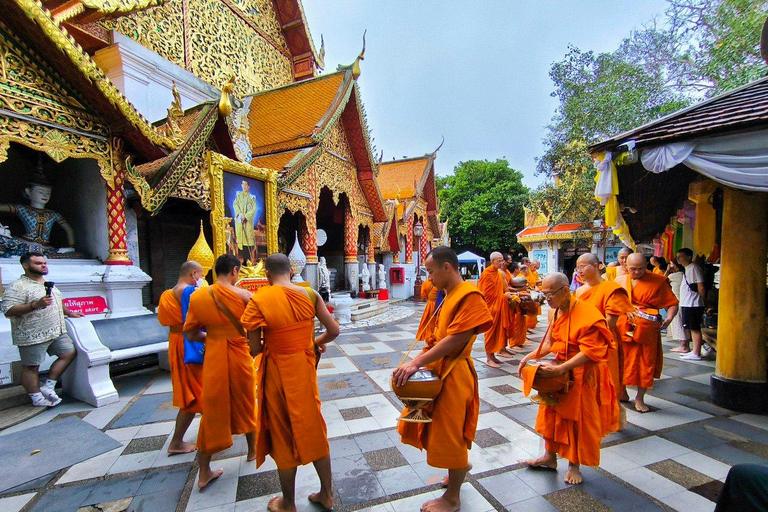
[158, 289, 203, 414]
[575, 281, 633, 398]
[535, 297, 618, 466]
[504, 270, 527, 348]
[478, 266, 509, 355]
[604, 266, 618, 282]
[241, 285, 329, 469]
[652, 267, 665, 276]
[416, 280, 439, 341]
[398, 281, 492, 469]
[184, 284, 257, 455]
[618, 273, 678, 389]
[525, 271, 541, 329]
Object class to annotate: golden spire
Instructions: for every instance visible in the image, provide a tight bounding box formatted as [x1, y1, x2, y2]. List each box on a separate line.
[219, 75, 235, 116]
[188, 221, 214, 278]
[352, 30, 366, 79]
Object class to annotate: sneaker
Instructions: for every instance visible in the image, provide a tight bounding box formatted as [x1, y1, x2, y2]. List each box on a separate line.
[30, 393, 56, 407]
[40, 386, 63, 406]
[680, 352, 702, 361]
[701, 344, 713, 357]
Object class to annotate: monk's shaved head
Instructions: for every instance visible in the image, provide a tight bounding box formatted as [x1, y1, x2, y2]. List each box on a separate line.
[265, 253, 292, 275]
[489, 251, 503, 261]
[627, 253, 647, 266]
[577, 253, 599, 266]
[180, 260, 203, 276]
[542, 272, 569, 289]
[618, 247, 634, 256]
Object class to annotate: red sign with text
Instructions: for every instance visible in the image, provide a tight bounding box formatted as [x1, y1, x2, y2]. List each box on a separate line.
[62, 296, 108, 315]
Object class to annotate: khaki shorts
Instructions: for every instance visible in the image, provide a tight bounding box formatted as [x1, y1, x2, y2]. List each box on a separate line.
[18, 334, 75, 367]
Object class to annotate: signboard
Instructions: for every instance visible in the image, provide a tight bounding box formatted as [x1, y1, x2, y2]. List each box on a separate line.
[533, 250, 548, 274]
[62, 296, 108, 315]
[236, 278, 269, 293]
[0, 363, 11, 386]
[605, 247, 621, 263]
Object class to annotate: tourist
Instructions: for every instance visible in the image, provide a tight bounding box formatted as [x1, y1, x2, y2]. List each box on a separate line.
[664, 261, 690, 353]
[478, 252, 512, 367]
[157, 261, 205, 454]
[676, 248, 706, 361]
[575, 253, 634, 430]
[650, 256, 668, 275]
[518, 272, 617, 484]
[241, 254, 339, 512]
[395, 247, 492, 512]
[618, 254, 679, 412]
[184, 254, 256, 489]
[1, 252, 82, 407]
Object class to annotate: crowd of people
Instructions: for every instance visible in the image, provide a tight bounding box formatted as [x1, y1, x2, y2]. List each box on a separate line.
[1, 244, 717, 512]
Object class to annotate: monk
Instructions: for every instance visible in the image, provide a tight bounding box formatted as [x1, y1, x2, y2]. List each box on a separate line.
[574, 253, 633, 429]
[478, 252, 512, 368]
[618, 254, 679, 413]
[417, 277, 440, 341]
[504, 256, 527, 352]
[157, 261, 205, 454]
[603, 261, 619, 282]
[395, 247, 492, 512]
[615, 247, 633, 281]
[241, 254, 339, 512]
[184, 254, 257, 489]
[519, 273, 618, 485]
[519, 264, 541, 330]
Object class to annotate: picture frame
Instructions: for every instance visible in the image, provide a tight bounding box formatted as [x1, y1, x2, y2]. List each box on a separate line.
[207, 151, 278, 264]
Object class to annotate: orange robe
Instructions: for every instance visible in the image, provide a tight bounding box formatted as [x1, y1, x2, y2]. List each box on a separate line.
[240, 285, 328, 469]
[618, 273, 678, 389]
[504, 270, 526, 348]
[398, 281, 492, 469]
[478, 266, 509, 355]
[535, 297, 618, 466]
[416, 280, 439, 341]
[652, 267, 664, 276]
[525, 272, 541, 329]
[184, 284, 257, 455]
[575, 281, 633, 399]
[158, 290, 203, 414]
[604, 266, 618, 281]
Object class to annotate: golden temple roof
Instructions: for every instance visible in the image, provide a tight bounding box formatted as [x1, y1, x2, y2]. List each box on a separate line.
[379, 157, 432, 199]
[248, 150, 306, 172]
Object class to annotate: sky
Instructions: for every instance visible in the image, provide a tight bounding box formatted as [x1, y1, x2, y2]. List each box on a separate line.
[302, 0, 669, 189]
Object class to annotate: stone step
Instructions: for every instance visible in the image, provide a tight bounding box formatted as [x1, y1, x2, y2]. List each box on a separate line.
[351, 301, 390, 321]
[0, 385, 29, 412]
[0, 403, 45, 431]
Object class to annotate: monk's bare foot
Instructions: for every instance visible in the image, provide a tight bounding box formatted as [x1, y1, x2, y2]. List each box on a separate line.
[421, 496, 460, 512]
[619, 405, 628, 430]
[498, 351, 514, 359]
[267, 496, 297, 512]
[246, 451, 257, 462]
[564, 464, 583, 485]
[634, 399, 650, 413]
[197, 468, 223, 490]
[441, 463, 472, 487]
[486, 359, 501, 368]
[504, 347, 517, 355]
[168, 441, 196, 455]
[308, 491, 333, 510]
[619, 391, 631, 403]
[524, 453, 557, 470]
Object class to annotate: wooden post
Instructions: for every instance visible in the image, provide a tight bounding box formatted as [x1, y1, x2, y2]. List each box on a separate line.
[711, 187, 768, 413]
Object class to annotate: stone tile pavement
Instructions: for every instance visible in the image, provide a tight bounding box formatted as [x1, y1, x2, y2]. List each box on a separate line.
[0, 303, 764, 512]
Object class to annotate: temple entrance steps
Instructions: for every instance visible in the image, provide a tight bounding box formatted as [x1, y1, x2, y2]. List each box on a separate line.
[350, 297, 390, 322]
[0, 385, 45, 431]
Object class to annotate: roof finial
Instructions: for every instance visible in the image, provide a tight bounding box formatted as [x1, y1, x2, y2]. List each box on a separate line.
[378, 149, 384, 164]
[219, 75, 235, 116]
[433, 135, 445, 154]
[352, 30, 366, 79]
[318, 34, 326, 69]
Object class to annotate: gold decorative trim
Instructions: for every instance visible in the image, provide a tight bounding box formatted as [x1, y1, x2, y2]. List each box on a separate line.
[79, 0, 166, 15]
[207, 151, 278, 260]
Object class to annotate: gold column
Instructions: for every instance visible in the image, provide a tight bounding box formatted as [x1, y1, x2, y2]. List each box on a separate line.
[712, 187, 768, 412]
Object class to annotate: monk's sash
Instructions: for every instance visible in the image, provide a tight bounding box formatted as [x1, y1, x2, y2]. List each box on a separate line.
[169, 325, 184, 333]
[205, 325, 246, 339]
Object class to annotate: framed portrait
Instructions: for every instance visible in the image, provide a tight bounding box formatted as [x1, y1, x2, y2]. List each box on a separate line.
[207, 152, 278, 265]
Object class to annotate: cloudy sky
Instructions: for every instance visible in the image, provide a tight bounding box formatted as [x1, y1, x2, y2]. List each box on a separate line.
[302, 1, 668, 188]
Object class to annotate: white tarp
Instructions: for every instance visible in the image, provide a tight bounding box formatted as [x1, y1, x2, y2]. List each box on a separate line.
[456, 251, 485, 274]
[640, 128, 768, 192]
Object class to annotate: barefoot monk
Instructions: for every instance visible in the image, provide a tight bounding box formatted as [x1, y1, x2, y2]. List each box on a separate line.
[478, 251, 512, 368]
[395, 247, 492, 512]
[518, 272, 618, 485]
[184, 254, 257, 489]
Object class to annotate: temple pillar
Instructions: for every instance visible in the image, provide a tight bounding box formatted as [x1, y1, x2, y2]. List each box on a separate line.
[711, 187, 768, 413]
[405, 217, 413, 264]
[105, 165, 132, 265]
[343, 203, 358, 290]
[419, 227, 428, 264]
[367, 237, 376, 290]
[299, 213, 318, 289]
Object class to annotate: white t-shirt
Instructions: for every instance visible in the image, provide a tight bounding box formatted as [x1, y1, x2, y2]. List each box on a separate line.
[680, 263, 705, 307]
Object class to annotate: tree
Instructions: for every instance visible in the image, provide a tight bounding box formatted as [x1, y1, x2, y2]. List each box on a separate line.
[437, 160, 528, 256]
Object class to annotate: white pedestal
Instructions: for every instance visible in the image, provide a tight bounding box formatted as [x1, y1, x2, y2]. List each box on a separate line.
[390, 263, 415, 300]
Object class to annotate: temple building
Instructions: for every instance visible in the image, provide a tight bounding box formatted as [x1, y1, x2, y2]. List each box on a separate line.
[0, 0, 444, 383]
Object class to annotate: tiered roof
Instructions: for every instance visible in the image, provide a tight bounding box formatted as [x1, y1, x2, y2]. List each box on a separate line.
[379, 153, 440, 235]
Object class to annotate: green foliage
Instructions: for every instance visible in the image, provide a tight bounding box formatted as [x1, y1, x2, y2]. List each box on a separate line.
[436, 159, 528, 256]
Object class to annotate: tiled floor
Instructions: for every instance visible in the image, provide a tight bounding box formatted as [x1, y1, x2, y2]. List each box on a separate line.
[0, 303, 759, 512]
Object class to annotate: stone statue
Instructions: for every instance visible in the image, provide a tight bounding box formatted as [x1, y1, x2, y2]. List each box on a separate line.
[318, 256, 330, 301]
[0, 163, 79, 259]
[360, 263, 371, 292]
[378, 264, 387, 290]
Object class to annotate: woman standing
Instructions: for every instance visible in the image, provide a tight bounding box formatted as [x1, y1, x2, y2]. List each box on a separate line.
[665, 261, 690, 353]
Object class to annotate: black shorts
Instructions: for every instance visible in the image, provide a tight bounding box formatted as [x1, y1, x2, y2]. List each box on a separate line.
[681, 306, 704, 331]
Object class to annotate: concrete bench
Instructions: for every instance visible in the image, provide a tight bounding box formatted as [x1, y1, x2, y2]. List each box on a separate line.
[62, 314, 170, 407]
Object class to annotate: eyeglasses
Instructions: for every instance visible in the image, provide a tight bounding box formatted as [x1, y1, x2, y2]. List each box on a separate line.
[575, 264, 594, 271]
[543, 285, 567, 300]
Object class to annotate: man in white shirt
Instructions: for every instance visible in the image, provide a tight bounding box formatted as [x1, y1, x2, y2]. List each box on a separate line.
[676, 248, 706, 361]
